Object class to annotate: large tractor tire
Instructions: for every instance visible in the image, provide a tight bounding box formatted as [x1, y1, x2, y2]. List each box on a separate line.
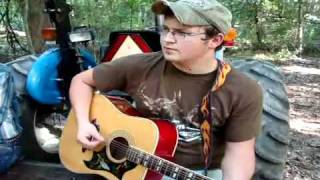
[230, 59, 290, 180]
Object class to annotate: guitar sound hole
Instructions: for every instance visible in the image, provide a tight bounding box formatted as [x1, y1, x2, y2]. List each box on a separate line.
[110, 137, 129, 160]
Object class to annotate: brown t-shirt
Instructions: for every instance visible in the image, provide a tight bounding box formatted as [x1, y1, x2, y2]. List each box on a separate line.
[93, 51, 263, 169]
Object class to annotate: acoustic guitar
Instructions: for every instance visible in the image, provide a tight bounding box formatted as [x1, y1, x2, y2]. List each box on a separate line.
[59, 93, 212, 180]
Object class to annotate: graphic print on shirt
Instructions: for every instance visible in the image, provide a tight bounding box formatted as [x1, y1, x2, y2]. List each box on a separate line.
[137, 84, 217, 143]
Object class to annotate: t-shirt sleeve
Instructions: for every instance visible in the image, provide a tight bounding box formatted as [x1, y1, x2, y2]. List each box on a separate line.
[93, 52, 163, 94]
[93, 58, 128, 92]
[224, 80, 263, 142]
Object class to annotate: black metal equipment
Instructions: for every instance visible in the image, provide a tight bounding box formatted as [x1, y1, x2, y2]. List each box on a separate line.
[44, 0, 81, 103]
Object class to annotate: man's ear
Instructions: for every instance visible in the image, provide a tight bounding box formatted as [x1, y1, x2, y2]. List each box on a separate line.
[208, 33, 224, 49]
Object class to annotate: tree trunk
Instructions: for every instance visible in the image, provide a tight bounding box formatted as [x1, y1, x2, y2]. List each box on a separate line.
[254, 3, 264, 50]
[24, 0, 50, 53]
[297, 0, 304, 56]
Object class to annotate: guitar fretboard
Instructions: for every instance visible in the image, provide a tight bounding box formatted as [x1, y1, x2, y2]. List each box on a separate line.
[126, 147, 212, 180]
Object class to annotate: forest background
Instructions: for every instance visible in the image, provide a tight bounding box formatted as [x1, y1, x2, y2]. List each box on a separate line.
[0, 0, 319, 61]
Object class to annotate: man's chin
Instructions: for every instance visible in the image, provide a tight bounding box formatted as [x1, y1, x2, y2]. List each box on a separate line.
[163, 54, 179, 62]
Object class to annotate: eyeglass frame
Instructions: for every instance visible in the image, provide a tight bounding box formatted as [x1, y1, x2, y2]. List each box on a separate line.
[159, 26, 206, 42]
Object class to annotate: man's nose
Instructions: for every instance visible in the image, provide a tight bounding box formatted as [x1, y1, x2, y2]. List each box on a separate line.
[162, 31, 176, 43]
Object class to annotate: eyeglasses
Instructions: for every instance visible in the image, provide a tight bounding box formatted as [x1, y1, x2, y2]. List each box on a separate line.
[160, 27, 206, 41]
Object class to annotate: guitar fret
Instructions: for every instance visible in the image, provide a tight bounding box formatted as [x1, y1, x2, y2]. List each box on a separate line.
[149, 155, 156, 170]
[143, 154, 150, 167]
[132, 150, 138, 163]
[127, 148, 139, 164]
[153, 157, 164, 173]
[178, 168, 186, 179]
[187, 171, 194, 179]
[134, 150, 161, 172]
[163, 161, 171, 176]
[146, 156, 165, 174]
[132, 149, 137, 163]
[156, 159, 162, 171]
[146, 154, 157, 170]
[127, 147, 211, 180]
[172, 166, 179, 179]
[136, 151, 142, 164]
[159, 161, 165, 174]
[126, 148, 134, 162]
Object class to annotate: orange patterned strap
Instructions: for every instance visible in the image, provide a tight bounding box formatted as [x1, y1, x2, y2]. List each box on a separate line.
[200, 61, 231, 169]
[212, 61, 231, 91]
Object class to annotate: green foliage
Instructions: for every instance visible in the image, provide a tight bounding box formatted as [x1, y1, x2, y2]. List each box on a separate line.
[1, 0, 320, 57]
[66, 0, 320, 55]
[0, 0, 29, 57]
[67, 0, 155, 44]
[1, 0, 24, 30]
[222, 0, 320, 56]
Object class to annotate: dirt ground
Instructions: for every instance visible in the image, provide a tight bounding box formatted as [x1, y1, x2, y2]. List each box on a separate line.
[278, 57, 320, 180]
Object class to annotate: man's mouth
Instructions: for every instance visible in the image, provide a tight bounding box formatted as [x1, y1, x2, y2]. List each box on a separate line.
[164, 47, 177, 52]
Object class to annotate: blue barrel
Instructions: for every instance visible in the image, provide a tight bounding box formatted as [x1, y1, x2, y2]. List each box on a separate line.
[26, 48, 96, 105]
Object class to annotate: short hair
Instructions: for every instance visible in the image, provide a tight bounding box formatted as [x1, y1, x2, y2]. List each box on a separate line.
[203, 26, 223, 51]
[162, 6, 175, 17]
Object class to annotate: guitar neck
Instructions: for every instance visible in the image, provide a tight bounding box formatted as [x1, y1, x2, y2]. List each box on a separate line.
[126, 146, 212, 180]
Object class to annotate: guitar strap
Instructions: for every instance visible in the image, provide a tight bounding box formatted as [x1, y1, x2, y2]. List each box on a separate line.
[199, 60, 231, 174]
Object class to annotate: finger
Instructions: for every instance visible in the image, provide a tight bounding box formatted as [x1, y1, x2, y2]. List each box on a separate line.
[77, 138, 89, 148]
[91, 130, 104, 142]
[85, 140, 101, 150]
[87, 141, 100, 150]
[77, 136, 95, 147]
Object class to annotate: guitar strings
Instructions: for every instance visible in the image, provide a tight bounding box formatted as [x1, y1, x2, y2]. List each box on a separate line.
[107, 140, 210, 180]
[109, 140, 208, 180]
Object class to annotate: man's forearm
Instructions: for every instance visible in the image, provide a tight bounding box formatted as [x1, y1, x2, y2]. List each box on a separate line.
[221, 155, 255, 180]
[69, 73, 94, 126]
[221, 139, 256, 180]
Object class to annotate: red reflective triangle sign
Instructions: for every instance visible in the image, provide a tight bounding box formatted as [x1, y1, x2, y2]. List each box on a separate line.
[102, 34, 152, 62]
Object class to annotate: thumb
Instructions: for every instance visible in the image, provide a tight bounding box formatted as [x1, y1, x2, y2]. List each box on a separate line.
[92, 129, 104, 141]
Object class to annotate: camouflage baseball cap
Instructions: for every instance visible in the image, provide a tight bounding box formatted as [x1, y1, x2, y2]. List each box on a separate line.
[152, 0, 232, 34]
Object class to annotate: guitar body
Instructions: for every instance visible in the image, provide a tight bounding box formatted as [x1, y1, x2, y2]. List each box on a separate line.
[59, 94, 178, 180]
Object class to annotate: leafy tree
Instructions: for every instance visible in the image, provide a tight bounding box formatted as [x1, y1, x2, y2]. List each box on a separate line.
[3, 0, 319, 56]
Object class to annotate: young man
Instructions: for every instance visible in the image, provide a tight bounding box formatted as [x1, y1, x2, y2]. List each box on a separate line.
[69, 0, 263, 179]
